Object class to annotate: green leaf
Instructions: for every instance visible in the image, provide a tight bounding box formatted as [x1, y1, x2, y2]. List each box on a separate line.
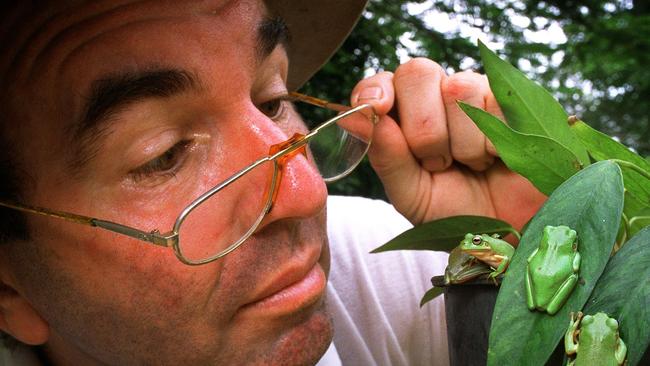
[583, 227, 650, 366]
[478, 40, 590, 167]
[371, 215, 515, 253]
[570, 120, 650, 172]
[420, 287, 444, 307]
[570, 120, 650, 215]
[622, 171, 650, 211]
[487, 161, 624, 366]
[459, 102, 580, 195]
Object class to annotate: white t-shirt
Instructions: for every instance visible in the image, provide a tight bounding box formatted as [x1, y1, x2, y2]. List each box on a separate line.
[0, 196, 450, 366]
[322, 196, 449, 366]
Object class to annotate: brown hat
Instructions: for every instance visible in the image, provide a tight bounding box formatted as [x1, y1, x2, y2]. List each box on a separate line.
[266, 0, 368, 91]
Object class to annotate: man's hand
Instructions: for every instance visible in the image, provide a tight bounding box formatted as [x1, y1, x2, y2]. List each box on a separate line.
[351, 58, 546, 230]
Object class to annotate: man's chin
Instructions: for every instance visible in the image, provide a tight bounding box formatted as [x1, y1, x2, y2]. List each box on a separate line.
[230, 297, 333, 365]
[269, 302, 333, 365]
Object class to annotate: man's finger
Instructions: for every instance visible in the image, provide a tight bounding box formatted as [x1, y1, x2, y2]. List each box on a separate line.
[442, 71, 495, 171]
[351, 71, 395, 114]
[392, 58, 451, 172]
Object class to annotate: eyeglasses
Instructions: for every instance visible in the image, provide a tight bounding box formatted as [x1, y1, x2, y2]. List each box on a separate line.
[0, 93, 378, 265]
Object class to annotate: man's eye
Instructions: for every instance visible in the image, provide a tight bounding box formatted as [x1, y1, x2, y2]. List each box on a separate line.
[129, 140, 191, 181]
[258, 99, 287, 120]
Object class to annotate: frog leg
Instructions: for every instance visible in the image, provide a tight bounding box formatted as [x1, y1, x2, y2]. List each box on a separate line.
[615, 335, 627, 365]
[546, 273, 579, 315]
[525, 265, 536, 311]
[572, 252, 581, 273]
[565, 312, 582, 356]
[527, 248, 539, 263]
[488, 255, 509, 278]
[525, 248, 539, 310]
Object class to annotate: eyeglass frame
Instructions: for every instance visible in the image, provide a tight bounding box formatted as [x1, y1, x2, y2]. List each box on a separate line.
[0, 92, 378, 265]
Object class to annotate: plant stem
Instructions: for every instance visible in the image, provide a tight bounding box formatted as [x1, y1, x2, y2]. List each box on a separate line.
[615, 212, 629, 252]
[628, 216, 650, 228]
[507, 228, 521, 240]
[609, 159, 650, 181]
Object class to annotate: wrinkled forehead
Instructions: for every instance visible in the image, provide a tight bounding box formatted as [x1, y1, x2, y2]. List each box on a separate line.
[1, 0, 266, 128]
[3, 1, 230, 74]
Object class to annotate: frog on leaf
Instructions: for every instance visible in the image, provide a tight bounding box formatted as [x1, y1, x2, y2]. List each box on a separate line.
[565, 311, 627, 366]
[459, 233, 515, 280]
[525, 225, 580, 315]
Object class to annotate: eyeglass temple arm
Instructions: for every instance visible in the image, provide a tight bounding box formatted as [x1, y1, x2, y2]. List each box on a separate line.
[0, 201, 173, 247]
[288, 92, 351, 113]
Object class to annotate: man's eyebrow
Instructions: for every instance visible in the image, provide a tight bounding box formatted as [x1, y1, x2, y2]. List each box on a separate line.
[257, 15, 290, 62]
[67, 16, 288, 173]
[68, 68, 198, 172]
[79, 68, 197, 134]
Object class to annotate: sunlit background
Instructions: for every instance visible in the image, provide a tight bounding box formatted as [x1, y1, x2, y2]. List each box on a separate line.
[299, 0, 649, 200]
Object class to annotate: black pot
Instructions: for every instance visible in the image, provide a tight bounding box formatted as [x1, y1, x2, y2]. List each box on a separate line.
[433, 275, 564, 366]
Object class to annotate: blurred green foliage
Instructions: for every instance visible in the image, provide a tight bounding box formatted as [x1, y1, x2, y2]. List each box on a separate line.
[298, 0, 648, 200]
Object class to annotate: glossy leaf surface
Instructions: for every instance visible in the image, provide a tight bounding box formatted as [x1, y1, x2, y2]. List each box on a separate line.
[570, 120, 650, 220]
[460, 102, 580, 195]
[420, 287, 444, 307]
[478, 40, 590, 167]
[371, 215, 516, 253]
[487, 161, 624, 366]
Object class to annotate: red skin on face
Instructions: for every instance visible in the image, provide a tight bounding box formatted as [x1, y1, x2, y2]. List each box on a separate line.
[0, 1, 331, 365]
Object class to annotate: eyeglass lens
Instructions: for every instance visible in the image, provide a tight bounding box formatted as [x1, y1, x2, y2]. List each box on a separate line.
[177, 104, 374, 263]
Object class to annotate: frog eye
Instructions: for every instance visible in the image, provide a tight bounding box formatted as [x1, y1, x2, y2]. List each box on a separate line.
[472, 235, 482, 245]
[606, 317, 619, 329]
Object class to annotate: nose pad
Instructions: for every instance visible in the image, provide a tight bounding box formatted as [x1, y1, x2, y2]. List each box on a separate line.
[262, 133, 327, 223]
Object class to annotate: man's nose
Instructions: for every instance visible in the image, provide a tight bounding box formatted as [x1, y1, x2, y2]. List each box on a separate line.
[254, 128, 328, 228]
[262, 141, 328, 225]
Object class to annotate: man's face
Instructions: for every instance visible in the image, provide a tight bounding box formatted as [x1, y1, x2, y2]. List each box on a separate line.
[0, 1, 331, 364]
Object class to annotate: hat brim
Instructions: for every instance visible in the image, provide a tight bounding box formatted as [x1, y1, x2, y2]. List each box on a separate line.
[266, 0, 368, 91]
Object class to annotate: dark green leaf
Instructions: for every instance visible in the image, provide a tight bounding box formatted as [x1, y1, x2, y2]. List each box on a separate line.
[478, 40, 590, 167]
[459, 102, 580, 195]
[571, 120, 650, 214]
[371, 215, 515, 253]
[583, 227, 650, 366]
[570, 120, 650, 172]
[622, 171, 650, 211]
[487, 161, 624, 366]
[420, 287, 444, 307]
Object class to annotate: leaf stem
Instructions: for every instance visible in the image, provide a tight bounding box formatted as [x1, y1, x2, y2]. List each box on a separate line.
[507, 228, 521, 240]
[628, 216, 650, 228]
[609, 159, 650, 181]
[615, 212, 629, 252]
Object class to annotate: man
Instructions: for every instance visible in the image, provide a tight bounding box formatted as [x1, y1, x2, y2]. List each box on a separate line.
[0, 0, 544, 365]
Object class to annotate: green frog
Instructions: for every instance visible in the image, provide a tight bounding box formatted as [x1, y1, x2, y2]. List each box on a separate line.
[444, 246, 493, 284]
[565, 311, 627, 366]
[525, 225, 580, 315]
[459, 233, 514, 280]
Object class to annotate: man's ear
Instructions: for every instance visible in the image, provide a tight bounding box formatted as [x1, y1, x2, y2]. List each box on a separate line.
[0, 279, 49, 345]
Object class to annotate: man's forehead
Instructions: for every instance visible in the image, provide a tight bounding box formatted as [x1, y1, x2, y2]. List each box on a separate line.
[1, 0, 274, 125]
[3, 1, 247, 84]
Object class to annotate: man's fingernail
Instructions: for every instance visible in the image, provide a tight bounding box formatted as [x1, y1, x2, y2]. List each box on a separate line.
[358, 86, 383, 101]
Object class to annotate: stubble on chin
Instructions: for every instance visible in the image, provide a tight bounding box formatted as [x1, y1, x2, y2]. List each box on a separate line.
[245, 297, 334, 366]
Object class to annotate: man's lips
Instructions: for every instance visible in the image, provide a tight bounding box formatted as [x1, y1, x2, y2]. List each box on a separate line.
[240, 253, 327, 317]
